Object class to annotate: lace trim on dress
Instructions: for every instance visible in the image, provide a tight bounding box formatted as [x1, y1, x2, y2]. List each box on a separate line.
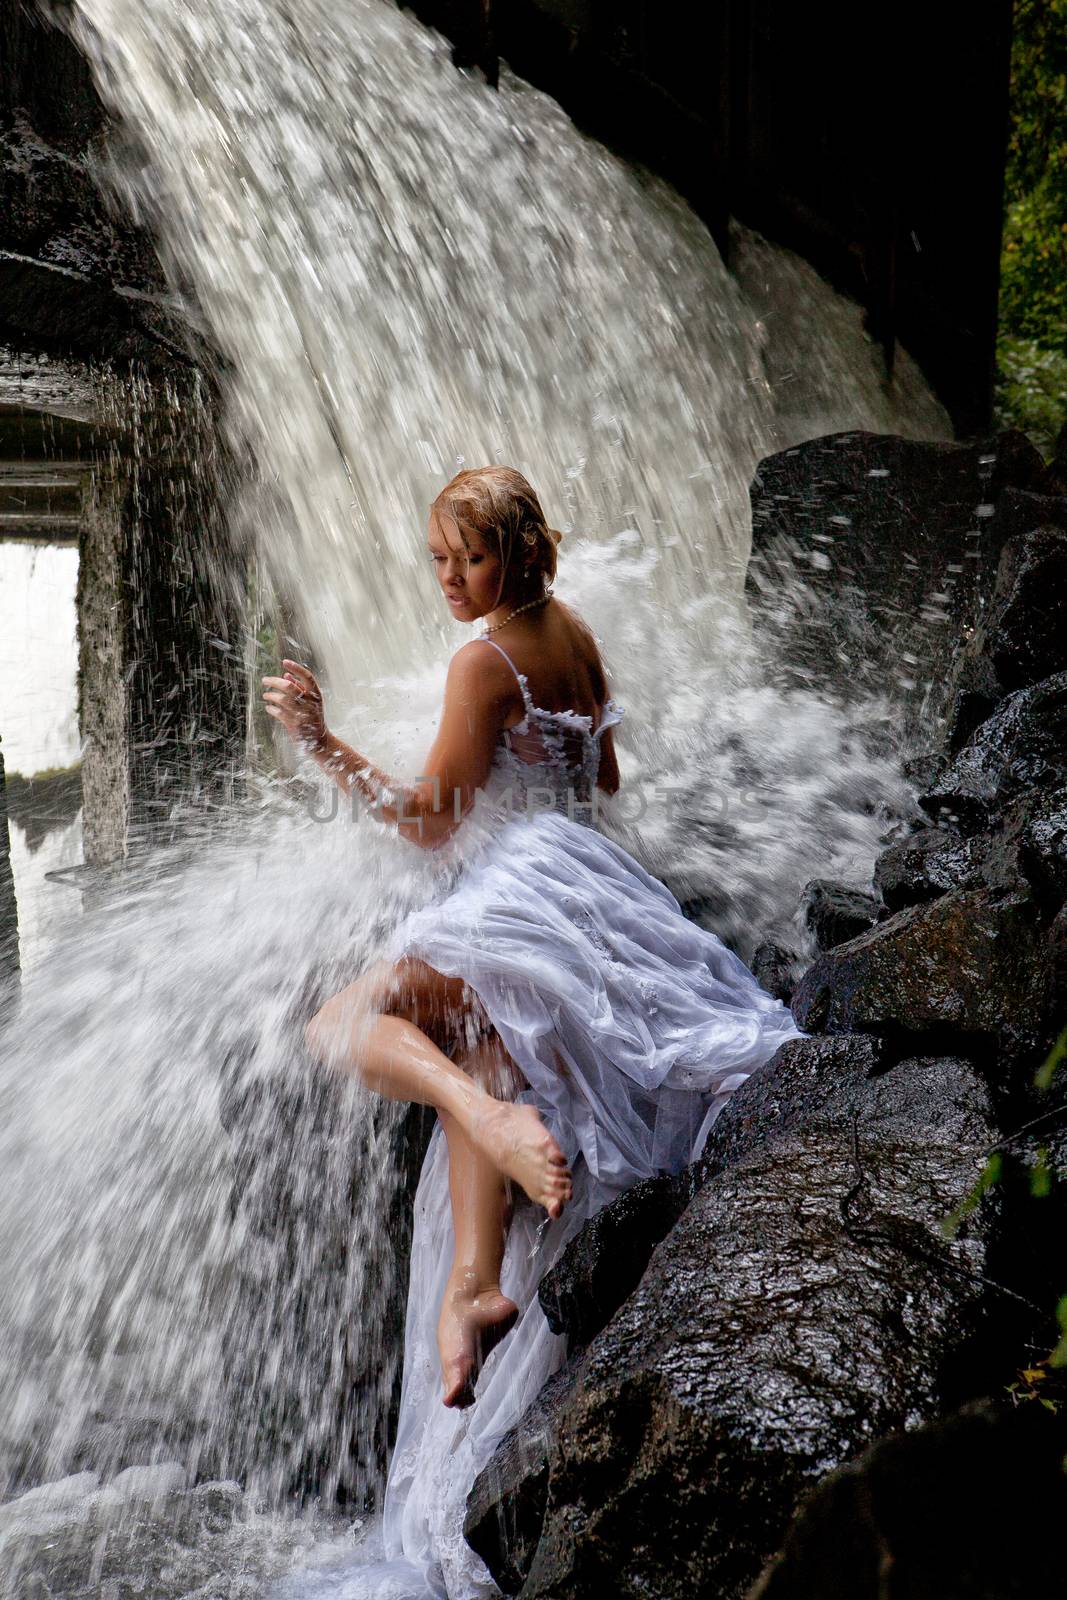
[476, 634, 624, 819]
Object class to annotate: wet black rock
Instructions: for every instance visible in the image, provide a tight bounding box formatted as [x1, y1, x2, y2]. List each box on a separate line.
[537, 1171, 691, 1348]
[946, 650, 1004, 753]
[750, 939, 802, 1003]
[520, 1049, 1002, 1600]
[802, 878, 881, 950]
[872, 780, 1067, 918]
[791, 887, 1066, 1079]
[873, 825, 983, 912]
[1021, 788, 1067, 911]
[463, 1357, 583, 1596]
[746, 430, 1045, 694]
[0, 249, 202, 368]
[699, 1035, 885, 1174]
[983, 484, 1067, 550]
[750, 1400, 1067, 1600]
[944, 526, 1067, 752]
[919, 672, 1067, 834]
[969, 527, 1067, 692]
[902, 749, 947, 791]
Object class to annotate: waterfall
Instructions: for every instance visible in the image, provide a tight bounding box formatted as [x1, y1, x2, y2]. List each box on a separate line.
[1, 0, 952, 1591]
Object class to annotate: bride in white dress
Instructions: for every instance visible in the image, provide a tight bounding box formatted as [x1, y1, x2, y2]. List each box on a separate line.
[263, 466, 801, 1599]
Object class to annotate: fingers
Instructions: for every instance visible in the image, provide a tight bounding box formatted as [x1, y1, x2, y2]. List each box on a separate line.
[282, 659, 318, 687]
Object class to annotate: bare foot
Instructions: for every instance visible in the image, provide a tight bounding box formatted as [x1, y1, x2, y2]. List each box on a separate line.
[437, 1280, 519, 1408]
[471, 1101, 572, 1217]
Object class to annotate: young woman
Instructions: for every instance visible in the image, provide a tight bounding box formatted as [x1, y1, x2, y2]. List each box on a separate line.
[263, 465, 800, 1599]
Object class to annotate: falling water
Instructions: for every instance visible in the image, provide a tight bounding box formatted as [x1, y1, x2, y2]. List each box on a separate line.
[1, 0, 955, 1592]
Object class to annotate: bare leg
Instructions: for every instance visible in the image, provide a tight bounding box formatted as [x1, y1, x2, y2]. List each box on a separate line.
[305, 970, 572, 1216]
[308, 963, 572, 1406]
[436, 1028, 533, 1406]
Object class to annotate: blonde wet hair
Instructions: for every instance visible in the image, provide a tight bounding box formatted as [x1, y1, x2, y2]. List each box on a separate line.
[430, 466, 563, 603]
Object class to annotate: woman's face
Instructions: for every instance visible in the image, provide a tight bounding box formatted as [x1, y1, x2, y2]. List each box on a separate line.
[428, 510, 509, 621]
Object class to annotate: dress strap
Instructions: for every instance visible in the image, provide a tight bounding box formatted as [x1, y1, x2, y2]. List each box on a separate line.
[478, 634, 531, 702]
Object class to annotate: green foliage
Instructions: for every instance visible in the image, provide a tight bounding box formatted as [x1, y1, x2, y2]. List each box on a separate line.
[996, 0, 1067, 450]
[1005, 1359, 1060, 1411]
[940, 1151, 1003, 1241]
[1034, 1022, 1067, 1094]
[939, 1028, 1067, 1398]
[1052, 1296, 1067, 1370]
[994, 337, 1067, 457]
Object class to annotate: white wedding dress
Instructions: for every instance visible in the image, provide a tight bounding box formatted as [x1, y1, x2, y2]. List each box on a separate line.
[275, 634, 802, 1600]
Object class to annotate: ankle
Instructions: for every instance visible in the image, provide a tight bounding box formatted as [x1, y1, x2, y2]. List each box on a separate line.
[445, 1266, 504, 1305]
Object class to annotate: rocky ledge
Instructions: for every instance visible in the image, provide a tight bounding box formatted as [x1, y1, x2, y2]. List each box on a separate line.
[464, 427, 1067, 1598]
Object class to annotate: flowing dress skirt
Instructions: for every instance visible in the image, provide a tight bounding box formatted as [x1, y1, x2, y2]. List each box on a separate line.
[274, 808, 802, 1599]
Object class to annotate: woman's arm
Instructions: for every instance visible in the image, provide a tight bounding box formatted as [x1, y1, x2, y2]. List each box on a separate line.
[263, 648, 508, 850]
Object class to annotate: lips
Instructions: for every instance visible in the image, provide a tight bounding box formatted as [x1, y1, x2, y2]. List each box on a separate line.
[447, 594, 467, 604]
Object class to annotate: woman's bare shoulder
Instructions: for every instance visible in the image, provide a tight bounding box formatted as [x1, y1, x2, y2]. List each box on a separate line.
[448, 636, 519, 704]
[554, 598, 609, 693]
[554, 596, 598, 646]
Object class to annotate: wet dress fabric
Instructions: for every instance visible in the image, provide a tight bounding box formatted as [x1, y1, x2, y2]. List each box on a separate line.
[275, 635, 803, 1600]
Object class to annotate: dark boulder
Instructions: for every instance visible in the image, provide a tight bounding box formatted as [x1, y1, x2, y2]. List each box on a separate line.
[0, 249, 203, 368]
[802, 878, 881, 950]
[983, 484, 1067, 549]
[965, 526, 1067, 693]
[919, 672, 1067, 834]
[791, 887, 1066, 1079]
[0, 119, 163, 289]
[943, 526, 1067, 750]
[699, 1035, 896, 1176]
[521, 1048, 1003, 1600]
[1021, 788, 1067, 911]
[537, 1171, 691, 1348]
[746, 430, 1044, 694]
[749, 1400, 1067, 1600]
[750, 939, 803, 1003]
[0, 1, 107, 150]
[946, 650, 1005, 753]
[873, 825, 983, 912]
[873, 784, 1067, 918]
[901, 749, 947, 792]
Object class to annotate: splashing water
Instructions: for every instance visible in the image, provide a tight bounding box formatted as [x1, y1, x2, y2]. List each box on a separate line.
[2, 0, 952, 1591]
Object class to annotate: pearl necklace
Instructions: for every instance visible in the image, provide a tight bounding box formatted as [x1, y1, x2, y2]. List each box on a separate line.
[482, 592, 551, 635]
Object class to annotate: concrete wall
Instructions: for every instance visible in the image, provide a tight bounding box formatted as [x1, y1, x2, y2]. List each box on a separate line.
[1, 4, 248, 866]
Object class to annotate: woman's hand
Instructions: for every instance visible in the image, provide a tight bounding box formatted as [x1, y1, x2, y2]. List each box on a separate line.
[261, 658, 330, 752]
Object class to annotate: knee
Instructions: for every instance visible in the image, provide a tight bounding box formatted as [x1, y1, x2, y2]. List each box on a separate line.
[304, 1001, 347, 1069]
[304, 988, 376, 1071]
[304, 1008, 331, 1064]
